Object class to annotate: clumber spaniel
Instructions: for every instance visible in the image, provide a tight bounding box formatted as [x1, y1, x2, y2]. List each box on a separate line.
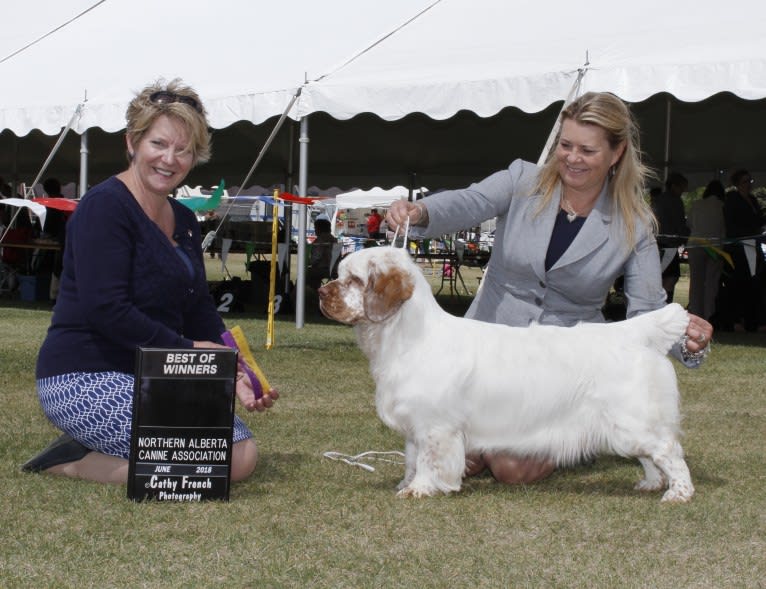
[318, 247, 694, 503]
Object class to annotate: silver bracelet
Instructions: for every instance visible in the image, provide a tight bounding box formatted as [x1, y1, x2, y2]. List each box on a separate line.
[680, 335, 710, 363]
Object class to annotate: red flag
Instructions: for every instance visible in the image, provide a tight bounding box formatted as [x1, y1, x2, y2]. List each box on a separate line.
[277, 192, 328, 205]
[32, 197, 78, 212]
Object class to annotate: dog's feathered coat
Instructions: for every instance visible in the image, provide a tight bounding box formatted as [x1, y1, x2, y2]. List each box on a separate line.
[319, 247, 694, 502]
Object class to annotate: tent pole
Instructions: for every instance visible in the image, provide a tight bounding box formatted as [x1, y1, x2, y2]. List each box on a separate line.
[79, 129, 88, 197]
[11, 133, 18, 197]
[295, 116, 309, 328]
[663, 95, 672, 184]
[24, 102, 84, 198]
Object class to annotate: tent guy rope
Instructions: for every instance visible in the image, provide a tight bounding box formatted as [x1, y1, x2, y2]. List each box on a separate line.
[201, 88, 303, 253]
[536, 52, 590, 166]
[0, 100, 85, 243]
[0, 1, 107, 65]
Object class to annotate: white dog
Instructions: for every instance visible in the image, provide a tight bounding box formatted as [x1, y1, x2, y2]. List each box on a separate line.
[319, 247, 695, 503]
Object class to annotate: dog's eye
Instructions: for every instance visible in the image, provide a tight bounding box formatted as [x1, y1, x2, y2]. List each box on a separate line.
[350, 275, 364, 286]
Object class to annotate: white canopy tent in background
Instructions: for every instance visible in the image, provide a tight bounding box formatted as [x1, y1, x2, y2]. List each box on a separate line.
[322, 186, 428, 234]
[333, 186, 428, 210]
[2, 0, 766, 326]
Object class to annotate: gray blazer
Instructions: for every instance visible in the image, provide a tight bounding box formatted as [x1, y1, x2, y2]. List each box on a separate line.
[413, 159, 667, 328]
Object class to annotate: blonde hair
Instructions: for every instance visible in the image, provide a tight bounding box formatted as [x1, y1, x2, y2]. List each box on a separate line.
[125, 78, 211, 165]
[535, 92, 656, 248]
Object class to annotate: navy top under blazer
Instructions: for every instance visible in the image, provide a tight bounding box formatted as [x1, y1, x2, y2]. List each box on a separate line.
[37, 176, 225, 378]
[412, 159, 668, 327]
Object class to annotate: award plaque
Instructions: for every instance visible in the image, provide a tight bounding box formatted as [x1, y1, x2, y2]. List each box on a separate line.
[128, 348, 237, 502]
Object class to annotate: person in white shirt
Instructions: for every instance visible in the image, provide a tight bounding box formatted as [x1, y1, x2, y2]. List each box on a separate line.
[687, 180, 726, 320]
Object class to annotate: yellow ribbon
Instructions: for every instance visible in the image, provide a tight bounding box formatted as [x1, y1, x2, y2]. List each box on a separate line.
[265, 189, 280, 349]
[686, 236, 734, 268]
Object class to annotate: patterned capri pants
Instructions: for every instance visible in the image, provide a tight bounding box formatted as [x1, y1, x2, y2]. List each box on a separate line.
[37, 372, 253, 459]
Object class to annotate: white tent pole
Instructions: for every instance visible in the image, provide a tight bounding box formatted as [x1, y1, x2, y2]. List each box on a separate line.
[295, 116, 309, 328]
[330, 206, 339, 235]
[24, 102, 84, 198]
[79, 129, 88, 197]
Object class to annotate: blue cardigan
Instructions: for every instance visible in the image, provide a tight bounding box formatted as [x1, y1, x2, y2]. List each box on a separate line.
[37, 177, 225, 378]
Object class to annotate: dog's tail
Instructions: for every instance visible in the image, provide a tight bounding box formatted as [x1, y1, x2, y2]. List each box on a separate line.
[623, 303, 690, 354]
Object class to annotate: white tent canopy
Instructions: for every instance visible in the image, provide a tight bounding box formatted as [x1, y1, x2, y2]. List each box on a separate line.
[0, 0, 428, 135]
[332, 186, 428, 210]
[2, 0, 765, 188]
[299, 0, 766, 120]
[3, 0, 764, 134]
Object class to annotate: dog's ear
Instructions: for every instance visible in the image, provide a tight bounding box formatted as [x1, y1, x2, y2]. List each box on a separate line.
[364, 260, 415, 322]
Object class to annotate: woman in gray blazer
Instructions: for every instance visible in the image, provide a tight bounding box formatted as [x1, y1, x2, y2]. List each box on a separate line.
[386, 92, 713, 484]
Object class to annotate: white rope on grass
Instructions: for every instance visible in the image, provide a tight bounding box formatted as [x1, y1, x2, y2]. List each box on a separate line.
[322, 450, 405, 473]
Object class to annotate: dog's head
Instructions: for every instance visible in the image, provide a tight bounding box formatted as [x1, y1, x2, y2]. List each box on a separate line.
[318, 247, 415, 325]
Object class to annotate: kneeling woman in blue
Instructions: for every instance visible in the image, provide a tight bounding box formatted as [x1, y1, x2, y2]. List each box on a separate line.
[24, 79, 277, 483]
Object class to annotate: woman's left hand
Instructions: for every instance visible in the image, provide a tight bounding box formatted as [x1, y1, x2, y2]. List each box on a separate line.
[685, 313, 713, 353]
[236, 372, 279, 412]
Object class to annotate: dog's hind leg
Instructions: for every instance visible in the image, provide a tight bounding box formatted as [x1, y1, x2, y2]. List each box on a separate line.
[635, 456, 666, 492]
[645, 440, 694, 503]
[397, 429, 465, 498]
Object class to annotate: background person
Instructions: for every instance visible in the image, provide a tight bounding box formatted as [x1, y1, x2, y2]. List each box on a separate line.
[687, 180, 726, 321]
[720, 169, 766, 331]
[366, 208, 383, 239]
[386, 91, 712, 485]
[308, 217, 337, 290]
[651, 172, 690, 303]
[23, 79, 277, 484]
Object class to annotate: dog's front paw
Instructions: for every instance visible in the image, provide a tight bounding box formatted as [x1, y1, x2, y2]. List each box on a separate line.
[661, 483, 695, 503]
[396, 484, 438, 498]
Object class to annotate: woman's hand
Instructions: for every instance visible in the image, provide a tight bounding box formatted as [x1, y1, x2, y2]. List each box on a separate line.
[193, 340, 227, 349]
[386, 200, 427, 231]
[193, 341, 280, 411]
[236, 371, 279, 412]
[685, 313, 713, 353]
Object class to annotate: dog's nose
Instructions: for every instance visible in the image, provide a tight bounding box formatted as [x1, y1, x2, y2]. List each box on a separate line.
[317, 284, 327, 299]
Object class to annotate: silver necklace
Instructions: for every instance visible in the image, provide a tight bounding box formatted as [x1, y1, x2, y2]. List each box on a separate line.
[561, 196, 579, 222]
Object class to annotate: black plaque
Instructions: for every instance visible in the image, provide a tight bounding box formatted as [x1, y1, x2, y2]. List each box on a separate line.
[128, 348, 237, 502]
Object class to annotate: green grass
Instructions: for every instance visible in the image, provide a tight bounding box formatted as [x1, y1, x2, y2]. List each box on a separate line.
[1, 270, 765, 588]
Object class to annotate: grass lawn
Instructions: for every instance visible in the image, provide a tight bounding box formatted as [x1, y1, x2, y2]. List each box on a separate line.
[1, 264, 764, 588]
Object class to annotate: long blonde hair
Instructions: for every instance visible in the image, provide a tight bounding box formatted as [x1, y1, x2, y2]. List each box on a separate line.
[535, 92, 656, 248]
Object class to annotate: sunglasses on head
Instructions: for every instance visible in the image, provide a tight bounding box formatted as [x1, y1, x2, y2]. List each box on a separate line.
[149, 91, 203, 114]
